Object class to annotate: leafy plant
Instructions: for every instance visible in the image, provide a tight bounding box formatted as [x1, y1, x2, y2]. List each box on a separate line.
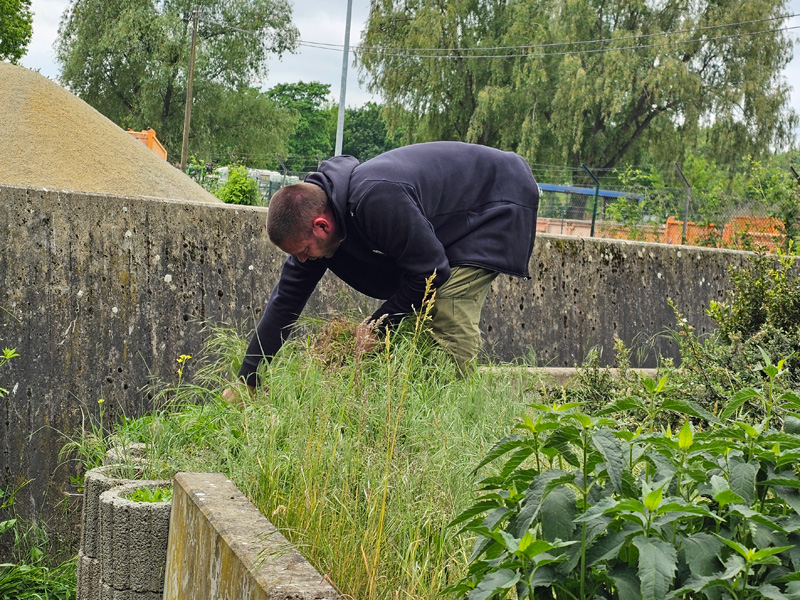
[214, 166, 260, 206]
[0, 347, 19, 398]
[126, 486, 172, 503]
[446, 362, 800, 600]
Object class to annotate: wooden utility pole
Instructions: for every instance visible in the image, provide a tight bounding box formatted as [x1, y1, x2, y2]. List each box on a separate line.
[180, 5, 199, 173]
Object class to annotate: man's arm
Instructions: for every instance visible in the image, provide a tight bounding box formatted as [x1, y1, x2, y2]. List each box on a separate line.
[237, 257, 327, 387]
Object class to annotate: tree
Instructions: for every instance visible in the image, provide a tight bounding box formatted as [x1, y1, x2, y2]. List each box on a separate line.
[337, 102, 400, 161]
[266, 81, 335, 171]
[0, 0, 33, 63]
[55, 0, 299, 163]
[359, 0, 797, 180]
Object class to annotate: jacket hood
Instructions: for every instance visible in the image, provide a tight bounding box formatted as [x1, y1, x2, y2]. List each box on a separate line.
[305, 155, 359, 241]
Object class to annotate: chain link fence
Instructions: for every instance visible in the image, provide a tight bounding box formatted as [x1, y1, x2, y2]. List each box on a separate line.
[191, 158, 800, 252]
[532, 163, 800, 252]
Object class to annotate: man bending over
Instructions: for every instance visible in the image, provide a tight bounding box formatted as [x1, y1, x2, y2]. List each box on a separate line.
[230, 141, 540, 396]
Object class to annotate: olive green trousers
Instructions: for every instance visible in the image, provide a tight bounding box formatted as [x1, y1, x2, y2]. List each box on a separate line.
[429, 266, 499, 372]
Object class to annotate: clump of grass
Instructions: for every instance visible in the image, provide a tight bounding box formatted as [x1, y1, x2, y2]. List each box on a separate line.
[0, 486, 76, 600]
[125, 486, 172, 503]
[100, 290, 542, 600]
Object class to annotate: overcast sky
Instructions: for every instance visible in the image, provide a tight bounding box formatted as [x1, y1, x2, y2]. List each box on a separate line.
[18, 0, 800, 137]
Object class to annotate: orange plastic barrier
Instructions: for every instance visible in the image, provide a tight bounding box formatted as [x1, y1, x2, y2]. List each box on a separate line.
[126, 128, 168, 161]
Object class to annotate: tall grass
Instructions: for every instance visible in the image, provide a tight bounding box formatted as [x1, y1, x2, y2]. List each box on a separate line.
[0, 486, 76, 600]
[104, 306, 539, 600]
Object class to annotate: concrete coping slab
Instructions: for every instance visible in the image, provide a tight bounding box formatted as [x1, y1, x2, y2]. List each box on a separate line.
[163, 472, 340, 600]
[479, 366, 661, 388]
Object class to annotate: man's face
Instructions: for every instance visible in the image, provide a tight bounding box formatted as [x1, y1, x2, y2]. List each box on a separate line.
[280, 232, 340, 262]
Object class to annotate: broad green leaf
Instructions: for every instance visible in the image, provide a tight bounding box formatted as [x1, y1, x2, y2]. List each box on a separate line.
[499, 447, 536, 480]
[750, 545, 795, 562]
[474, 436, 528, 472]
[633, 536, 678, 600]
[644, 486, 663, 512]
[759, 583, 791, 600]
[540, 486, 576, 543]
[719, 388, 760, 421]
[596, 396, 644, 416]
[764, 477, 800, 490]
[785, 582, 800, 600]
[785, 415, 800, 435]
[506, 470, 568, 538]
[681, 533, 723, 578]
[609, 564, 640, 600]
[660, 398, 720, 424]
[467, 568, 520, 600]
[729, 459, 758, 504]
[678, 420, 693, 450]
[779, 392, 800, 412]
[715, 489, 746, 508]
[541, 427, 581, 468]
[592, 428, 625, 494]
[727, 505, 788, 533]
[482, 507, 512, 531]
[715, 535, 750, 559]
[529, 564, 555, 589]
[586, 527, 630, 565]
[734, 421, 760, 438]
[449, 500, 505, 529]
[772, 485, 800, 514]
[564, 412, 593, 428]
[498, 531, 519, 554]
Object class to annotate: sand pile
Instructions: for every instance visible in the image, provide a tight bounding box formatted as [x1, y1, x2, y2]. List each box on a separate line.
[0, 62, 219, 203]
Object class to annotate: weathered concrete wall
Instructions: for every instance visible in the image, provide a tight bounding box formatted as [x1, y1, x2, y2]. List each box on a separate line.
[164, 472, 339, 599]
[0, 184, 749, 552]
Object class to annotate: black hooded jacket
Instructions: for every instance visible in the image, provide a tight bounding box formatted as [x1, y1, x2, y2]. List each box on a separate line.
[239, 142, 539, 386]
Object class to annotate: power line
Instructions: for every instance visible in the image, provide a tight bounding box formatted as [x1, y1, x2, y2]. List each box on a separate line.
[299, 12, 799, 54]
[300, 23, 800, 60]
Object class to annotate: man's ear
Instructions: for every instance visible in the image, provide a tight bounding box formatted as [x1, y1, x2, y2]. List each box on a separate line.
[311, 215, 332, 236]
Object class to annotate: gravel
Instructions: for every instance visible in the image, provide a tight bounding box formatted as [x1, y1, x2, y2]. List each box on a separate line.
[0, 62, 220, 203]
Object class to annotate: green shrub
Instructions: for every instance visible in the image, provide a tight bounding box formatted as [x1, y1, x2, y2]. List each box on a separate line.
[446, 360, 800, 600]
[214, 165, 260, 206]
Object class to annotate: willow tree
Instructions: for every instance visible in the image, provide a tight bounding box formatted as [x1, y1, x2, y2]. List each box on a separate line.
[358, 0, 797, 178]
[0, 0, 32, 63]
[56, 0, 299, 162]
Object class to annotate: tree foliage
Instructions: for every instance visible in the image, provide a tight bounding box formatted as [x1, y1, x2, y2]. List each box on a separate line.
[55, 0, 298, 164]
[266, 81, 335, 171]
[359, 0, 797, 179]
[0, 0, 32, 63]
[338, 102, 401, 161]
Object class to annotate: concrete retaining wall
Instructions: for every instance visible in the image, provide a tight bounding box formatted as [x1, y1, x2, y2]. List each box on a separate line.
[0, 184, 752, 552]
[163, 472, 339, 599]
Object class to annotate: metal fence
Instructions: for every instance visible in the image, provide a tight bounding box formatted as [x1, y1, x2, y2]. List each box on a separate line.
[193, 159, 799, 252]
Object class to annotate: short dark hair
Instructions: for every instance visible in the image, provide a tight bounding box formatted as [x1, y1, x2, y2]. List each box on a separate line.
[267, 183, 329, 245]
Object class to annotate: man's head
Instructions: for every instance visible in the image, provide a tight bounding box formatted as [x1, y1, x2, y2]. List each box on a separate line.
[267, 182, 341, 262]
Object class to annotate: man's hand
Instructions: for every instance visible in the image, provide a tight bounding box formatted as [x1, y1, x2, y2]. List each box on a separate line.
[354, 319, 380, 357]
[222, 382, 256, 407]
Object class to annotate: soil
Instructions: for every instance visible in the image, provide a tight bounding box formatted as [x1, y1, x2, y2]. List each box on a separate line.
[0, 62, 220, 203]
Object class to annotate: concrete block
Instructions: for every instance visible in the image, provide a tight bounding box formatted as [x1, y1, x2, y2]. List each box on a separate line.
[76, 550, 101, 600]
[99, 481, 171, 594]
[81, 465, 148, 559]
[104, 442, 148, 465]
[99, 582, 163, 600]
[163, 472, 339, 600]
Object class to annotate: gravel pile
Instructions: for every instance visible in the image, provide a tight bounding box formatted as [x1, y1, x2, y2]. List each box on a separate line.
[0, 62, 219, 203]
